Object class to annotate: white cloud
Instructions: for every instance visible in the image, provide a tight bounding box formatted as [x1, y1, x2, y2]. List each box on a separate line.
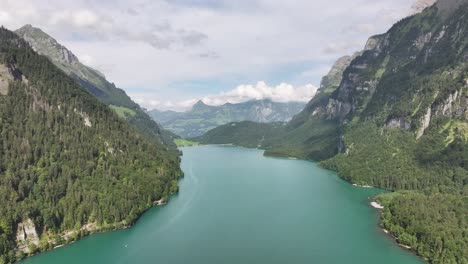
[130, 81, 317, 111]
[0, 11, 11, 24]
[202, 81, 317, 106]
[78, 54, 94, 66]
[0, 0, 432, 107]
[411, 0, 436, 14]
[71, 10, 99, 27]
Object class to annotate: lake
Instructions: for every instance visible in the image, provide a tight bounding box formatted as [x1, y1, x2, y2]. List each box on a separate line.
[21, 145, 423, 264]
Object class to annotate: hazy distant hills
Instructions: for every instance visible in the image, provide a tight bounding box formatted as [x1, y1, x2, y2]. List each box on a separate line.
[148, 99, 306, 138]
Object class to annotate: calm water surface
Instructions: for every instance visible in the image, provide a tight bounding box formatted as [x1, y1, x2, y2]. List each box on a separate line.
[21, 145, 423, 264]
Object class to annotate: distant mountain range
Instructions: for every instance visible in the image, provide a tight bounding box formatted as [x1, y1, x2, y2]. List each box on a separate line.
[148, 99, 306, 138]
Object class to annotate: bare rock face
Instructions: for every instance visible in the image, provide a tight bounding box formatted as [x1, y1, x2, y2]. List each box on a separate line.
[0, 63, 31, 96]
[364, 34, 389, 53]
[417, 107, 432, 139]
[15, 25, 80, 68]
[15, 24, 109, 96]
[325, 98, 352, 120]
[0, 64, 15, 95]
[416, 87, 467, 138]
[16, 218, 40, 252]
[385, 117, 411, 130]
[434, 90, 467, 118]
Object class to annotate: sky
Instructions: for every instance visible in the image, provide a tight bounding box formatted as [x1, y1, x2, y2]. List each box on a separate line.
[0, 0, 435, 111]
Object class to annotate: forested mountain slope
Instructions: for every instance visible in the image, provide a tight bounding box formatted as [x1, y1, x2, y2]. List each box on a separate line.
[0, 27, 181, 263]
[149, 99, 305, 138]
[195, 121, 285, 148]
[15, 25, 178, 148]
[198, 0, 467, 262]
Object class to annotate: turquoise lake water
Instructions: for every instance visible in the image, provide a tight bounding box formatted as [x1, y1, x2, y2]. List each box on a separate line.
[21, 145, 423, 264]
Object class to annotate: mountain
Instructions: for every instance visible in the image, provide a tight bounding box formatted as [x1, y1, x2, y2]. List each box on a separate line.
[197, 0, 468, 262]
[0, 27, 181, 263]
[195, 121, 285, 148]
[195, 54, 355, 159]
[148, 99, 306, 138]
[319, 53, 360, 94]
[14, 25, 178, 148]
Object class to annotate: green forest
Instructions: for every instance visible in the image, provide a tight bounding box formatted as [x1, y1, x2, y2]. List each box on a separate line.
[0, 27, 181, 263]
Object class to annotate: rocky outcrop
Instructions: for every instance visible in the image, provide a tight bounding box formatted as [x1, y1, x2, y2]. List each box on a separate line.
[0, 63, 27, 95]
[16, 218, 39, 252]
[325, 98, 352, 120]
[15, 25, 81, 69]
[416, 87, 467, 138]
[434, 90, 467, 118]
[319, 53, 360, 93]
[74, 108, 93, 127]
[364, 34, 390, 53]
[385, 117, 412, 130]
[414, 32, 433, 50]
[0, 64, 14, 95]
[417, 107, 432, 138]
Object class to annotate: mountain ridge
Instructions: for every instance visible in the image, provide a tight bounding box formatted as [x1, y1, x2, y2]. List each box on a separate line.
[149, 99, 307, 138]
[14, 25, 179, 148]
[0, 27, 181, 263]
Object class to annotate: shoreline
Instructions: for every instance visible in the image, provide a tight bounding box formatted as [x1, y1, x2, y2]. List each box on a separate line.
[19, 144, 424, 263]
[17, 195, 173, 262]
[370, 201, 426, 262]
[370, 201, 384, 209]
[209, 144, 426, 262]
[352, 183, 373, 188]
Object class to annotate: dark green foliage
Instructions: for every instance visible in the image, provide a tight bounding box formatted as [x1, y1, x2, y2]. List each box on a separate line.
[194, 121, 285, 149]
[197, 93, 342, 160]
[377, 192, 467, 264]
[264, 117, 340, 160]
[0, 27, 181, 262]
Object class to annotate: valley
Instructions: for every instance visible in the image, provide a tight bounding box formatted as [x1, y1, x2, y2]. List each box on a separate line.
[0, 0, 466, 263]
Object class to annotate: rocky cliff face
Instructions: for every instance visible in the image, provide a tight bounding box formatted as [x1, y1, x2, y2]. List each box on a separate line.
[16, 219, 39, 253]
[263, 0, 467, 161]
[15, 25, 128, 107]
[319, 54, 360, 94]
[0, 64, 20, 95]
[16, 25, 80, 67]
[311, 0, 467, 129]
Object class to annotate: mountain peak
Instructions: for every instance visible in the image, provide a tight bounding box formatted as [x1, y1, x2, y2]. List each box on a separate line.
[16, 24, 57, 45]
[15, 24, 80, 66]
[192, 100, 210, 110]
